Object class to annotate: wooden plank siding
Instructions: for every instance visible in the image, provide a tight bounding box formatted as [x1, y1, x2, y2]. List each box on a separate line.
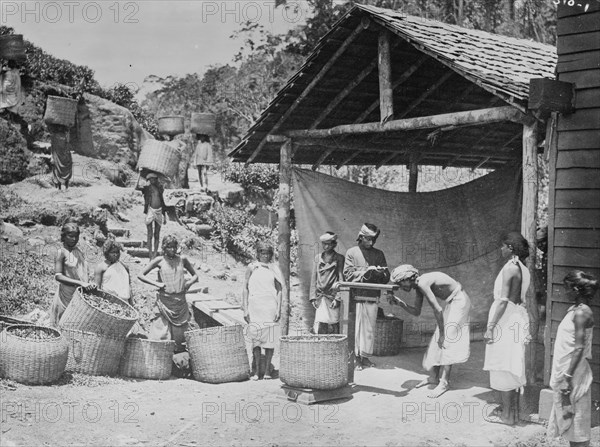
[546, 5, 600, 398]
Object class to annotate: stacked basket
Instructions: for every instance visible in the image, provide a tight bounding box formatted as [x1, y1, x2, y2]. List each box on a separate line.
[280, 335, 348, 390]
[185, 325, 250, 383]
[59, 288, 138, 376]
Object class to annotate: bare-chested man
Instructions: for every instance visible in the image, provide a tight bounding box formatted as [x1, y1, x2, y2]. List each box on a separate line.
[389, 265, 471, 398]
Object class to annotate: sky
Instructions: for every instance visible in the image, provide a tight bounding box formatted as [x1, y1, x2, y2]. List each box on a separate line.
[0, 0, 312, 89]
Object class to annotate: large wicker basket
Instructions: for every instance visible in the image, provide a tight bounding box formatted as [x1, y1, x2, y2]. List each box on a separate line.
[59, 288, 138, 338]
[280, 335, 348, 390]
[119, 337, 175, 380]
[62, 328, 125, 376]
[185, 325, 250, 384]
[137, 139, 181, 178]
[0, 34, 26, 60]
[0, 315, 31, 332]
[0, 325, 68, 385]
[158, 116, 184, 136]
[373, 317, 403, 356]
[44, 96, 78, 128]
[190, 112, 216, 136]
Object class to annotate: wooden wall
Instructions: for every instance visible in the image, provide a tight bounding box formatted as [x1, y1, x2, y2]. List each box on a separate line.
[545, 2, 600, 399]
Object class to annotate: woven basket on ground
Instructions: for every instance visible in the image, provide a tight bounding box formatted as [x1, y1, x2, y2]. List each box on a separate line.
[62, 328, 125, 376]
[185, 325, 250, 384]
[59, 288, 138, 338]
[44, 96, 78, 128]
[0, 325, 68, 385]
[0, 34, 26, 60]
[280, 335, 348, 390]
[137, 139, 181, 178]
[119, 337, 175, 380]
[0, 315, 31, 332]
[190, 112, 216, 136]
[158, 116, 184, 136]
[373, 317, 404, 356]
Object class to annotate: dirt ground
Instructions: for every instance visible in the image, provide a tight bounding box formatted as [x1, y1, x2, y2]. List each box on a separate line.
[1, 160, 599, 446]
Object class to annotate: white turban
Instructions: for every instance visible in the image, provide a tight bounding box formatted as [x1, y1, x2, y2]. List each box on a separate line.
[319, 232, 338, 243]
[357, 224, 379, 239]
[391, 265, 419, 283]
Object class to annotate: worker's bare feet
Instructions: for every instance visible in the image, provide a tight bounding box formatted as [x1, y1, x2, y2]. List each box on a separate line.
[250, 374, 259, 381]
[415, 378, 437, 389]
[427, 380, 449, 398]
[361, 357, 375, 368]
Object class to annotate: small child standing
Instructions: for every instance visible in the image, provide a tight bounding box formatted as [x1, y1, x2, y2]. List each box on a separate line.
[138, 172, 166, 259]
[49, 221, 96, 326]
[193, 134, 213, 190]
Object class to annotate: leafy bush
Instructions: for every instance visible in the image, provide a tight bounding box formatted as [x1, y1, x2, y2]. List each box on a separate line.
[232, 224, 277, 261]
[223, 163, 279, 191]
[206, 206, 252, 255]
[101, 83, 158, 137]
[0, 119, 29, 185]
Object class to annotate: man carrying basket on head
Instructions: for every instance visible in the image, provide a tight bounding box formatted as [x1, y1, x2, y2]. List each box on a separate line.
[137, 171, 166, 259]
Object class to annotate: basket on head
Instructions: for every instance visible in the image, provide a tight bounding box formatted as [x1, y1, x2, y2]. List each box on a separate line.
[137, 139, 181, 179]
[190, 113, 216, 136]
[62, 328, 125, 376]
[185, 325, 250, 383]
[0, 325, 68, 385]
[59, 288, 138, 339]
[0, 34, 26, 61]
[373, 317, 403, 356]
[280, 335, 348, 390]
[158, 116, 184, 136]
[119, 337, 175, 380]
[44, 96, 78, 128]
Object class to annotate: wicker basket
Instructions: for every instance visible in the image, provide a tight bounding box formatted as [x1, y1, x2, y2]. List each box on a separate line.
[62, 328, 125, 376]
[137, 139, 181, 178]
[0, 325, 68, 385]
[190, 112, 216, 136]
[280, 335, 348, 390]
[119, 337, 175, 380]
[158, 116, 184, 136]
[185, 325, 250, 384]
[44, 96, 78, 128]
[0, 34, 26, 60]
[0, 315, 31, 332]
[373, 317, 403, 356]
[59, 288, 138, 338]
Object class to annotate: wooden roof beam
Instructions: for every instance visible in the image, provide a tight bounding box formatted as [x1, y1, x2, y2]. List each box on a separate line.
[375, 151, 401, 169]
[244, 20, 368, 165]
[286, 106, 528, 139]
[472, 156, 491, 170]
[378, 29, 394, 123]
[354, 56, 428, 124]
[336, 150, 362, 169]
[396, 71, 454, 119]
[312, 147, 336, 171]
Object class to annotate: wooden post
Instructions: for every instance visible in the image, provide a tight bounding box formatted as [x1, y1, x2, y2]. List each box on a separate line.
[522, 119, 539, 384]
[378, 29, 393, 123]
[278, 138, 292, 336]
[339, 285, 355, 384]
[408, 153, 418, 192]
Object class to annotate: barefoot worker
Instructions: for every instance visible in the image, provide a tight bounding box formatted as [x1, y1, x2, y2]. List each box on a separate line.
[49, 221, 97, 326]
[309, 232, 345, 334]
[547, 270, 597, 447]
[389, 265, 471, 398]
[138, 235, 199, 352]
[193, 133, 213, 191]
[94, 236, 132, 305]
[138, 171, 166, 259]
[483, 232, 531, 425]
[242, 242, 284, 380]
[344, 223, 390, 370]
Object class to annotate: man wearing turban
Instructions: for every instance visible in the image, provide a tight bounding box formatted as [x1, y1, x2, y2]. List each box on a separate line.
[389, 265, 471, 398]
[310, 232, 345, 334]
[344, 223, 390, 370]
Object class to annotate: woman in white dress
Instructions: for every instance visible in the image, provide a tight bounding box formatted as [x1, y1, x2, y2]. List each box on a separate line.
[483, 231, 531, 425]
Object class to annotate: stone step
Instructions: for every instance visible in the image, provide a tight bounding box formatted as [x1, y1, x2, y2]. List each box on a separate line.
[108, 227, 130, 237]
[117, 239, 145, 248]
[126, 247, 150, 258]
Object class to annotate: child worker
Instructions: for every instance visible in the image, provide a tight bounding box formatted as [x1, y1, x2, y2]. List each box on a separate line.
[309, 232, 345, 334]
[138, 235, 199, 351]
[138, 171, 166, 259]
[94, 236, 132, 305]
[49, 220, 97, 326]
[193, 133, 213, 191]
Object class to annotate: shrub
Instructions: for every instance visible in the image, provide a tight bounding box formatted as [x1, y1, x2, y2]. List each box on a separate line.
[232, 224, 277, 261]
[0, 119, 29, 185]
[223, 163, 279, 191]
[206, 206, 252, 255]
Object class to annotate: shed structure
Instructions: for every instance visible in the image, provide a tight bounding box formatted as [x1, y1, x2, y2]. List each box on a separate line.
[230, 4, 557, 384]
